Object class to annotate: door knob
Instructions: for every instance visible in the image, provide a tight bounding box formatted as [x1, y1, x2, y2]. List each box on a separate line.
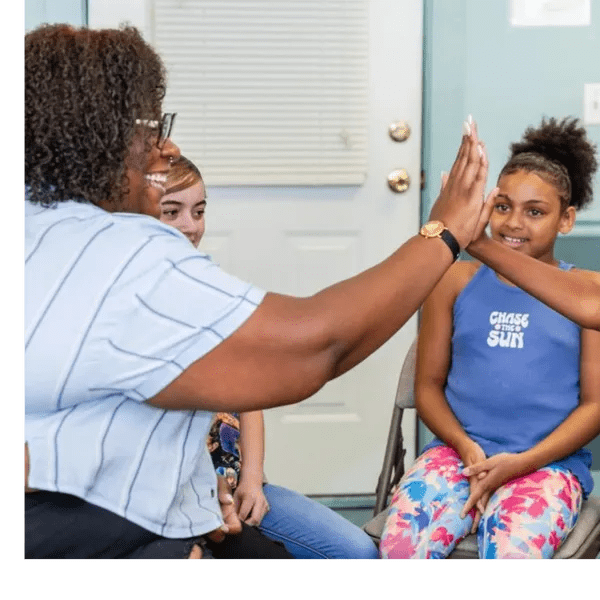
[388, 121, 411, 142]
[388, 169, 410, 193]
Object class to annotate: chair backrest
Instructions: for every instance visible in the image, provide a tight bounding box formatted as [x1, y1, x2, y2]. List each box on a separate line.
[372, 337, 419, 514]
[394, 337, 418, 410]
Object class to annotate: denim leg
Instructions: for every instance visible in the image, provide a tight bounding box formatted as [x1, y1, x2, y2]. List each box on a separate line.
[258, 484, 378, 559]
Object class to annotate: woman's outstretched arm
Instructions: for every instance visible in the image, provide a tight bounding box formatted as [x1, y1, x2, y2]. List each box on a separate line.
[149, 129, 490, 414]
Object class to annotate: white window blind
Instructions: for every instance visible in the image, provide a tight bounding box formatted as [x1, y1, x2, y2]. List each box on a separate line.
[151, 0, 369, 185]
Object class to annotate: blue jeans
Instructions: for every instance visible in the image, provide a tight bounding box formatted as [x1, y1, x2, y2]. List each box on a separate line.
[258, 484, 378, 559]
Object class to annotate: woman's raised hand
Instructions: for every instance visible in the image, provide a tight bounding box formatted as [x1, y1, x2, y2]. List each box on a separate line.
[429, 116, 491, 249]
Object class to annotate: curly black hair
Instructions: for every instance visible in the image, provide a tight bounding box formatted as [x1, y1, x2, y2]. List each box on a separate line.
[25, 24, 167, 207]
[500, 117, 598, 211]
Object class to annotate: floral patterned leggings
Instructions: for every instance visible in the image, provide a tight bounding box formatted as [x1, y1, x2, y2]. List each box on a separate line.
[380, 446, 582, 559]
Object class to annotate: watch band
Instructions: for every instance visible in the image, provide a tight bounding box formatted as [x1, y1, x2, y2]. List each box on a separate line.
[440, 228, 460, 262]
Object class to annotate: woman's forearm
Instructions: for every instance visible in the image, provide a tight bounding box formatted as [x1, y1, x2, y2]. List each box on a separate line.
[149, 235, 458, 413]
[316, 235, 456, 378]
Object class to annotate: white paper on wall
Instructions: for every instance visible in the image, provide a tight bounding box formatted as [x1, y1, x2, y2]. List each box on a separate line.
[510, 0, 591, 27]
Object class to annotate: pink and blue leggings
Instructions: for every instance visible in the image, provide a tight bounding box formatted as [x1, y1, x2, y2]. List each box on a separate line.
[380, 446, 582, 559]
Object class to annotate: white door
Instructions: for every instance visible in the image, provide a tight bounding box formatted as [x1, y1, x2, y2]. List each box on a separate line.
[90, 0, 422, 495]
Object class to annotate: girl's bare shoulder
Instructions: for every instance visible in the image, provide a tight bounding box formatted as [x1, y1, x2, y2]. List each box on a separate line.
[441, 260, 482, 299]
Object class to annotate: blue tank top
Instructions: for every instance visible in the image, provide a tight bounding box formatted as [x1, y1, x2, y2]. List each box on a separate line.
[424, 262, 593, 497]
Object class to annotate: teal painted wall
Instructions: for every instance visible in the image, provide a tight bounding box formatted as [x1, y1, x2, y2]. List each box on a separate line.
[422, 0, 600, 227]
[25, 0, 86, 30]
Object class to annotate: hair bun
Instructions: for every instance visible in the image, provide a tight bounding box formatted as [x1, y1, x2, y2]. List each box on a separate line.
[509, 117, 597, 210]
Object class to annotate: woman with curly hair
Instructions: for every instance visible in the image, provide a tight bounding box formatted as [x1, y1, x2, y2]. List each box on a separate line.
[24, 23, 277, 559]
[25, 24, 169, 211]
[25, 23, 491, 558]
[380, 117, 600, 559]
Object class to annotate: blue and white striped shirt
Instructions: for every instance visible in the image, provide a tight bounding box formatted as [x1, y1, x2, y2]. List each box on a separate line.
[25, 200, 266, 537]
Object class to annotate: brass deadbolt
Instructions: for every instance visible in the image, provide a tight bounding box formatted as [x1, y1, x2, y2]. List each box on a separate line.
[388, 169, 410, 193]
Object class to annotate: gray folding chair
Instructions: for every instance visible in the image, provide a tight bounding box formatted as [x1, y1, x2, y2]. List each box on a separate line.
[362, 338, 600, 559]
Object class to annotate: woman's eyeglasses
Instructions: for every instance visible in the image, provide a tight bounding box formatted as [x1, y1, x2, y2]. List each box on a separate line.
[135, 113, 177, 149]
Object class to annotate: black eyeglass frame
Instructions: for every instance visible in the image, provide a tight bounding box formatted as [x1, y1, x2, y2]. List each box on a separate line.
[135, 112, 177, 149]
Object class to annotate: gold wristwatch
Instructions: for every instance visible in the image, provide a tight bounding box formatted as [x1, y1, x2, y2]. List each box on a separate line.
[419, 220, 460, 262]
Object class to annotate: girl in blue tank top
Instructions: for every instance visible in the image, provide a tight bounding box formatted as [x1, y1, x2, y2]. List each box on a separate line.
[381, 117, 600, 559]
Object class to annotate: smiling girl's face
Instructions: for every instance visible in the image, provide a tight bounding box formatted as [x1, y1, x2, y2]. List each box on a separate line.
[159, 180, 207, 247]
[490, 169, 575, 265]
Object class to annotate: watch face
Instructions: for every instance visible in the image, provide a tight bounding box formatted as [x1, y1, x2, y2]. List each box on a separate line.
[421, 220, 445, 237]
